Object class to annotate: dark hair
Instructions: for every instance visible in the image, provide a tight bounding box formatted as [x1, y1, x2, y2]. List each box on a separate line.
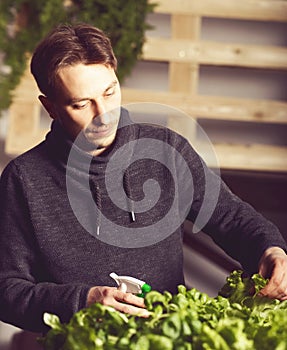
[30, 23, 117, 98]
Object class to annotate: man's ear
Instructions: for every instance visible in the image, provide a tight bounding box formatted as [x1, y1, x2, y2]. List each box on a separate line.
[38, 95, 58, 120]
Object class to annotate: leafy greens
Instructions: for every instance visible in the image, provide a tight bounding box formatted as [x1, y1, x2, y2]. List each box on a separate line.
[41, 270, 287, 349]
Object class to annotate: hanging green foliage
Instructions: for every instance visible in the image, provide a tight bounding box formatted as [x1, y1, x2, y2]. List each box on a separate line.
[0, 0, 156, 113]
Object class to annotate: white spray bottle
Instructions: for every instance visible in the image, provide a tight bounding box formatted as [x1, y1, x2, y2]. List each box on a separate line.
[110, 272, 152, 297]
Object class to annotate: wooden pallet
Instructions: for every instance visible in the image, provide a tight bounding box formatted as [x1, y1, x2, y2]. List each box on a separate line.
[122, 0, 287, 172]
[5, 0, 287, 172]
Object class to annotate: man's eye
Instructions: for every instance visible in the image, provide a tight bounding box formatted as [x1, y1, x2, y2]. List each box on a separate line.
[73, 103, 88, 109]
[105, 89, 115, 97]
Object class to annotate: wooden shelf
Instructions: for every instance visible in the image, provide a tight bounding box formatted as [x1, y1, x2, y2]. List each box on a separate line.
[122, 88, 287, 124]
[196, 142, 287, 173]
[143, 37, 287, 70]
[153, 0, 287, 22]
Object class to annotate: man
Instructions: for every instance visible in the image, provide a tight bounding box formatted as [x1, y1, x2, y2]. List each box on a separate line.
[0, 23, 287, 333]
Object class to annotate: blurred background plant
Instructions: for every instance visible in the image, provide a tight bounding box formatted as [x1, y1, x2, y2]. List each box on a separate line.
[0, 0, 155, 114]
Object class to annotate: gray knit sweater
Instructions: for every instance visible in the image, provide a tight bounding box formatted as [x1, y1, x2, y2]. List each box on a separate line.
[0, 109, 286, 332]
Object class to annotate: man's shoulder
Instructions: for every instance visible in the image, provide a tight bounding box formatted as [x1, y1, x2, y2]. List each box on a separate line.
[2, 141, 47, 177]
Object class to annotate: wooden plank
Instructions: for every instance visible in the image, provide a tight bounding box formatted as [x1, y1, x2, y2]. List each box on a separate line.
[143, 37, 287, 70]
[5, 127, 47, 155]
[169, 15, 201, 93]
[196, 142, 287, 172]
[152, 0, 287, 22]
[122, 88, 287, 124]
[5, 101, 46, 155]
[11, 62, 39, 102]
[168, 15, 200, 141]
[4, 59, 45, 155]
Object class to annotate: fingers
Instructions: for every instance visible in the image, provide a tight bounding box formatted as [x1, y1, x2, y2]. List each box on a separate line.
[109, 289, 150, 317]
[258, 248, 287, 300]
[259, 264, 287, 300]
[112, 298, 150, 317]
[114, 289, 146, 308]
[87, 286, 150, 317]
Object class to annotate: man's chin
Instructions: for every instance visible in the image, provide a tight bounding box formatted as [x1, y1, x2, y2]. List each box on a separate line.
[85, 133, 116, 154]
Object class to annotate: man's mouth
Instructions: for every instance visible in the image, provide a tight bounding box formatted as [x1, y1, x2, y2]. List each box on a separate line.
[86, 126, 112, 136]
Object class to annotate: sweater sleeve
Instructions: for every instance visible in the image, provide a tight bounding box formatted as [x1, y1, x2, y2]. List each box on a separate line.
[0, 162, 91, 332]
[184, 142, 287, 274]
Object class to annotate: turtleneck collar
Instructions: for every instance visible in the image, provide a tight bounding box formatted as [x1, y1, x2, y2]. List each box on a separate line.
[44, 107, 138, 234]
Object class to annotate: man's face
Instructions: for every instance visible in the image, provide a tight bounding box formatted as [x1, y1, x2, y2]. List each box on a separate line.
[46, 63, 121, 155]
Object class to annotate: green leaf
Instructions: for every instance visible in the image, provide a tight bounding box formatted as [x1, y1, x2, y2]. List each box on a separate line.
[146, 334, 173, 350]
[162, 313, 181, 339]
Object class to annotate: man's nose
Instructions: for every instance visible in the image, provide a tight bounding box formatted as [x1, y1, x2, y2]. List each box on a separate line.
[92, 99, 109, 123]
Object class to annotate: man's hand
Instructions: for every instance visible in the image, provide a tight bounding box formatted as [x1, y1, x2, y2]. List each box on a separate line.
[258, 246, 287, 300]
[86, 286, 150, 317]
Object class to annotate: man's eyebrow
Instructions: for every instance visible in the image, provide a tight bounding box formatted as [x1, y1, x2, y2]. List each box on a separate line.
[68, 80, 118, 104]
[104, 79, 118, 92]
